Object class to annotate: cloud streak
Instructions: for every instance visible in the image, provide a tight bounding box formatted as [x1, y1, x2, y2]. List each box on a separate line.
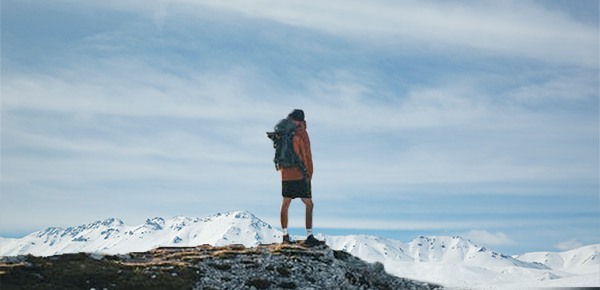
[462, 230, 515, 246]
[26, 0, 598, 67]
[3, 56, 597, 190]
[555, 239, 584, 251]
[179, 0, 598, 67]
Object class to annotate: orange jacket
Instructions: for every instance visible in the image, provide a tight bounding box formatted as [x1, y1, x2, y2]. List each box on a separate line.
[281, 121, 313, 181]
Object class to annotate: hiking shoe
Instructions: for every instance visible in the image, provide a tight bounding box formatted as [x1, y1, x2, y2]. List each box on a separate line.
[282, 234, 291, 244]
[303, 235, 321, 247]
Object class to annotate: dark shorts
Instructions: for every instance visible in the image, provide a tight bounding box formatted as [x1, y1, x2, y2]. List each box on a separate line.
[282, 179, 312, 199]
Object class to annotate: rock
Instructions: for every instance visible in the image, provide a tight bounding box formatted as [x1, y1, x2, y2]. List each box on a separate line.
[0, 242, 443, 290]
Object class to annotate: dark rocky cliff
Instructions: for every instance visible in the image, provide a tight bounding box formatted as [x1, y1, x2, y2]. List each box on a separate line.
[0, 241, 443, 290]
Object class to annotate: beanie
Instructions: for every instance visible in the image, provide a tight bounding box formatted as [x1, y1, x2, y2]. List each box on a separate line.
[288, 109, 305, 121]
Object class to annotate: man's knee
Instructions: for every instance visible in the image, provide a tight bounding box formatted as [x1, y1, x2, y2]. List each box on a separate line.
[281, 198, 292, 209]
[302, 198, 313, 208]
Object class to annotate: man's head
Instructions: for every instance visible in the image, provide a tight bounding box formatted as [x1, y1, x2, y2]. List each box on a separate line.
[288, 109, 305, 122]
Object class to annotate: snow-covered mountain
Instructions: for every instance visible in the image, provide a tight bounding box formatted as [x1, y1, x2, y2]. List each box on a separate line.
[313, 234, 596, 287]
[0, 211, 281, 257]
[1, 211, 598, 288]
[317, 234, 548, 268]
[514, 244, 600, 275]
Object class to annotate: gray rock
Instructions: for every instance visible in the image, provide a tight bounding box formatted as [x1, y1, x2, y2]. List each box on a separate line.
[0, 242, 444, 290]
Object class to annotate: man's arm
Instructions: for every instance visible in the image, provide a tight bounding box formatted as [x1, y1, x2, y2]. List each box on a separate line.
[294, 132, 313, 180]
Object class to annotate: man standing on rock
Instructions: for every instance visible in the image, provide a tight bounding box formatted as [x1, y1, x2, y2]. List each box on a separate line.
[279, 109, 320, 246]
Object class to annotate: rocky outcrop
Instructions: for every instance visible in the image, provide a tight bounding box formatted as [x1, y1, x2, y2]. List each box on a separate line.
[0, 241, 442, 290]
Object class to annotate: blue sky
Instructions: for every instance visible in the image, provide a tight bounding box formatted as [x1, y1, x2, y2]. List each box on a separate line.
[1, 0, 598, 255]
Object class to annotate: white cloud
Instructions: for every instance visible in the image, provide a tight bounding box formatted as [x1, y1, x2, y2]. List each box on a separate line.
[462, 230, 515, 246]
[506, 73, 598, 103]
[179, 0, 598, 67]
[28, 0, 598, 66]
[293, 70, 532, 136]
[1, 63, 283, 122]
[555, 239, 584, 251]
[153, 0, 171, 33]
[4, 60, 597, 189]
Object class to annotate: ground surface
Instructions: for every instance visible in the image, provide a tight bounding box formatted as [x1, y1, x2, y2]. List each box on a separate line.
[0, 241, 442, 290]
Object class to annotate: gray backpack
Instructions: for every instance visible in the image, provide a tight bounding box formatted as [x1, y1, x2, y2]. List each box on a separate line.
[266, 119, 307, 178]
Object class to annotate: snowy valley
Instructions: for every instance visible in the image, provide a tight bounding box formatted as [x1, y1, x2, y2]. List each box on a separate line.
[1, 211, 598, 288]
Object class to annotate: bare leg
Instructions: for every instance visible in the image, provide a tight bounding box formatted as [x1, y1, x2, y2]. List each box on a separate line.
[280, 197, 292, 232]
[301, 198, 313, 231]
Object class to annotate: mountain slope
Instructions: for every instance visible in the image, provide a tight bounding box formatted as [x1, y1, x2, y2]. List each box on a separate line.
[1, 211, 598, 288]
[316, 234, 548, 269]
[514, 244, 600, 275]
[0, 211, 281, 256]
[313, 234, 559, 287]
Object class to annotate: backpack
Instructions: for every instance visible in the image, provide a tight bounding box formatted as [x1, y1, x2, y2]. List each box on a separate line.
[266, 118, 308, 178]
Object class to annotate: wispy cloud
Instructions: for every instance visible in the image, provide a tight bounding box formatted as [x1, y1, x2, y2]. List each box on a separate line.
[153, 0, 171, 33]
[179, 0, 598, 67]
[3, 57, 597, 190]
[462, 230, 515, 246]
[505, 71, 598, 104]
[2, 64, 278, 121]
[32, 0, 598, 67]
[554, 239, 584, 251]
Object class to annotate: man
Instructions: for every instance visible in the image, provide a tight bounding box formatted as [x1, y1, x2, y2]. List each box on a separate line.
[280, 109, 320, 246]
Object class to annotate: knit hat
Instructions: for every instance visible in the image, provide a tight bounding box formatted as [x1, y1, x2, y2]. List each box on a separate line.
[288, 109, 305, 121]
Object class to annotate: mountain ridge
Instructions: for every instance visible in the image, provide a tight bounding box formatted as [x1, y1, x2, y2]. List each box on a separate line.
[0, 211, 280, 257]
[1, 210, 598, 287]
